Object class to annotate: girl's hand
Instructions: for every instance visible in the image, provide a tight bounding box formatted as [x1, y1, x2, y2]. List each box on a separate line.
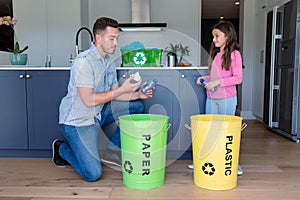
[196, 75, 209, 85]
[196, 77, 202, 85]
[206, 79, 220, 91]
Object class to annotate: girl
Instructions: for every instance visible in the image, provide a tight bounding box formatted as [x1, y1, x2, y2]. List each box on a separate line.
[189, 21, 243, 175]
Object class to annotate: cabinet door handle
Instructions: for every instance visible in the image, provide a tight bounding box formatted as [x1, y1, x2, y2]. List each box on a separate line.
[122, 74, 126, 78]
[26, 74, 31, 79]
[19, 74, 24, 79]
[181, 74, 185, 78]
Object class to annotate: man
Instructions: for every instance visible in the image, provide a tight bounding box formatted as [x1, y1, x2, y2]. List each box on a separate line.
[52, 17, 152, 182]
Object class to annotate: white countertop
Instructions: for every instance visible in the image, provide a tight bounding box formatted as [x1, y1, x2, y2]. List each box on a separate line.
[0, 65, 71, 70]
[0, 65, 208, 70]
[118, 66, 208, 70]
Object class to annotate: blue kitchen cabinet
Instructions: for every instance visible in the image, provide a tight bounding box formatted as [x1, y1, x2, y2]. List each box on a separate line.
[26, 70, 69, 149]
[0, 70, 69, 156]
[177, 70, 207, 154]
[127, 70, 179, 149]
[0, 71, 28, 149]
[117, 68, 207, 159]
[117, 69, 178, 152]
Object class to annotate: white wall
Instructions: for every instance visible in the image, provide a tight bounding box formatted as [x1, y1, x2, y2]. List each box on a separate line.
[88, 0, 201, 67]
[9, 0, 81, 66]
[252, 11, 267, 121]
[0, 51, 11, 65]
[46, 0, 81, 66]
[240, 0, 256, 119]
[13, 0, 47, 66]
[2, 0, 201, 67]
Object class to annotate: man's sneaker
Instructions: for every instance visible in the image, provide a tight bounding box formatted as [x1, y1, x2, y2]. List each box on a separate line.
[188, 163, 194, 170]
[238, 165, 243, 176]
[52, 139, 70, 167]
[101, 149, 122, 167]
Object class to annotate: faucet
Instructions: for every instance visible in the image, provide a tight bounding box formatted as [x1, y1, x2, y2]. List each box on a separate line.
[75, 27, 94, 57]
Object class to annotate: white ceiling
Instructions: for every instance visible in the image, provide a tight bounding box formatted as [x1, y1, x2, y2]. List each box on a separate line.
[202, 0, 240, 19]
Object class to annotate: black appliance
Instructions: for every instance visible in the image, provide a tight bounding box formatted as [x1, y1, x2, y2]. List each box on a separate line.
[263, 0, 300, 142]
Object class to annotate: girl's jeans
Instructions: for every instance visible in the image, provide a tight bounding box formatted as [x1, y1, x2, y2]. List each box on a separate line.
[59, 100, 144, 182]
[205, 95, 237, 115]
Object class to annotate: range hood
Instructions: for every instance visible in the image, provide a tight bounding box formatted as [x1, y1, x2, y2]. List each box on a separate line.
[119, 0, 167, 32]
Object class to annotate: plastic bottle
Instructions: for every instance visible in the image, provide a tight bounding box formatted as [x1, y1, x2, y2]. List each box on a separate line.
[200, 78, 216, 92]
[141, 79, 157, 94]
[130, 72, 141, 83]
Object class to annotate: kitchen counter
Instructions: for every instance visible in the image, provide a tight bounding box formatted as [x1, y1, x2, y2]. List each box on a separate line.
[0, 65, 208, 70]
[118, 66, 208, 70]
[0, 65, 70, 70]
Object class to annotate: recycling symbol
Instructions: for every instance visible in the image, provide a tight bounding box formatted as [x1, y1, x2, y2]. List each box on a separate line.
[133, 52, 147, 65]
[202, 162, 215, 176]
[123, 160, 133, 174]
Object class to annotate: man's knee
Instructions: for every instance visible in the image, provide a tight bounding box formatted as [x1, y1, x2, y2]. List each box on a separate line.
[82, 164, 103, 182]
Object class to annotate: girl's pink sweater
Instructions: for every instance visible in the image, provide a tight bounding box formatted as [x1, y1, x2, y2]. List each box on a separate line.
[206, 50, 243, 99]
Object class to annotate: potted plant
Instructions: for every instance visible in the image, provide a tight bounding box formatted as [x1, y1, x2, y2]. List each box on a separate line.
[178, 43, 191, 66]
[164, 43, 179, 66]
[0, 16, 29, 65]
[164, 43, 190, 66]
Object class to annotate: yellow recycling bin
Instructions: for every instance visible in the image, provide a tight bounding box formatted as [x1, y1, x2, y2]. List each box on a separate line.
[190, 114, 243, 190]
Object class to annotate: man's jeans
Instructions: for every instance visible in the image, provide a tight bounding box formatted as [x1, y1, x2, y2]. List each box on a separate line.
[59, 100, 144, 182]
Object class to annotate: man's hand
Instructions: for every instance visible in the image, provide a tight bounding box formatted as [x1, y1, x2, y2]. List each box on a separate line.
[120, 75, 142, 93]
[138, 82, 153, 99]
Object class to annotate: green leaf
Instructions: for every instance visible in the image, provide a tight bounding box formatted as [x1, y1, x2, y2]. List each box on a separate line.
[19, 46, 29, 54]
[8, 42, 29, 54]
[15, 42, 20, 52]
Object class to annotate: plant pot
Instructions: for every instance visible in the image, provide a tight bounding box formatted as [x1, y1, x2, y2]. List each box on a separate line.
[167, 55, 176, 66]
[167, 53, 178, 66]
[9, 53, 28, 65]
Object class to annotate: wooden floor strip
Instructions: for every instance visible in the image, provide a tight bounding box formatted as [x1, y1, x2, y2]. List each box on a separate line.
[0, 187, 111, 199]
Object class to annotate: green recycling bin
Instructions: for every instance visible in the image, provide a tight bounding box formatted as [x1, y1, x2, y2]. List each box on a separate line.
[119, 114, 169, 189]
[121, 49, 163, 67]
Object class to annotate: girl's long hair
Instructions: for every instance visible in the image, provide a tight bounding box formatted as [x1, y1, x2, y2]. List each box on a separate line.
[208, 21, 240, 72]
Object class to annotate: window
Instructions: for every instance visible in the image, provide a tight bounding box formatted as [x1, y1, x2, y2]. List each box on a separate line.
[0, 0, 13, 52]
